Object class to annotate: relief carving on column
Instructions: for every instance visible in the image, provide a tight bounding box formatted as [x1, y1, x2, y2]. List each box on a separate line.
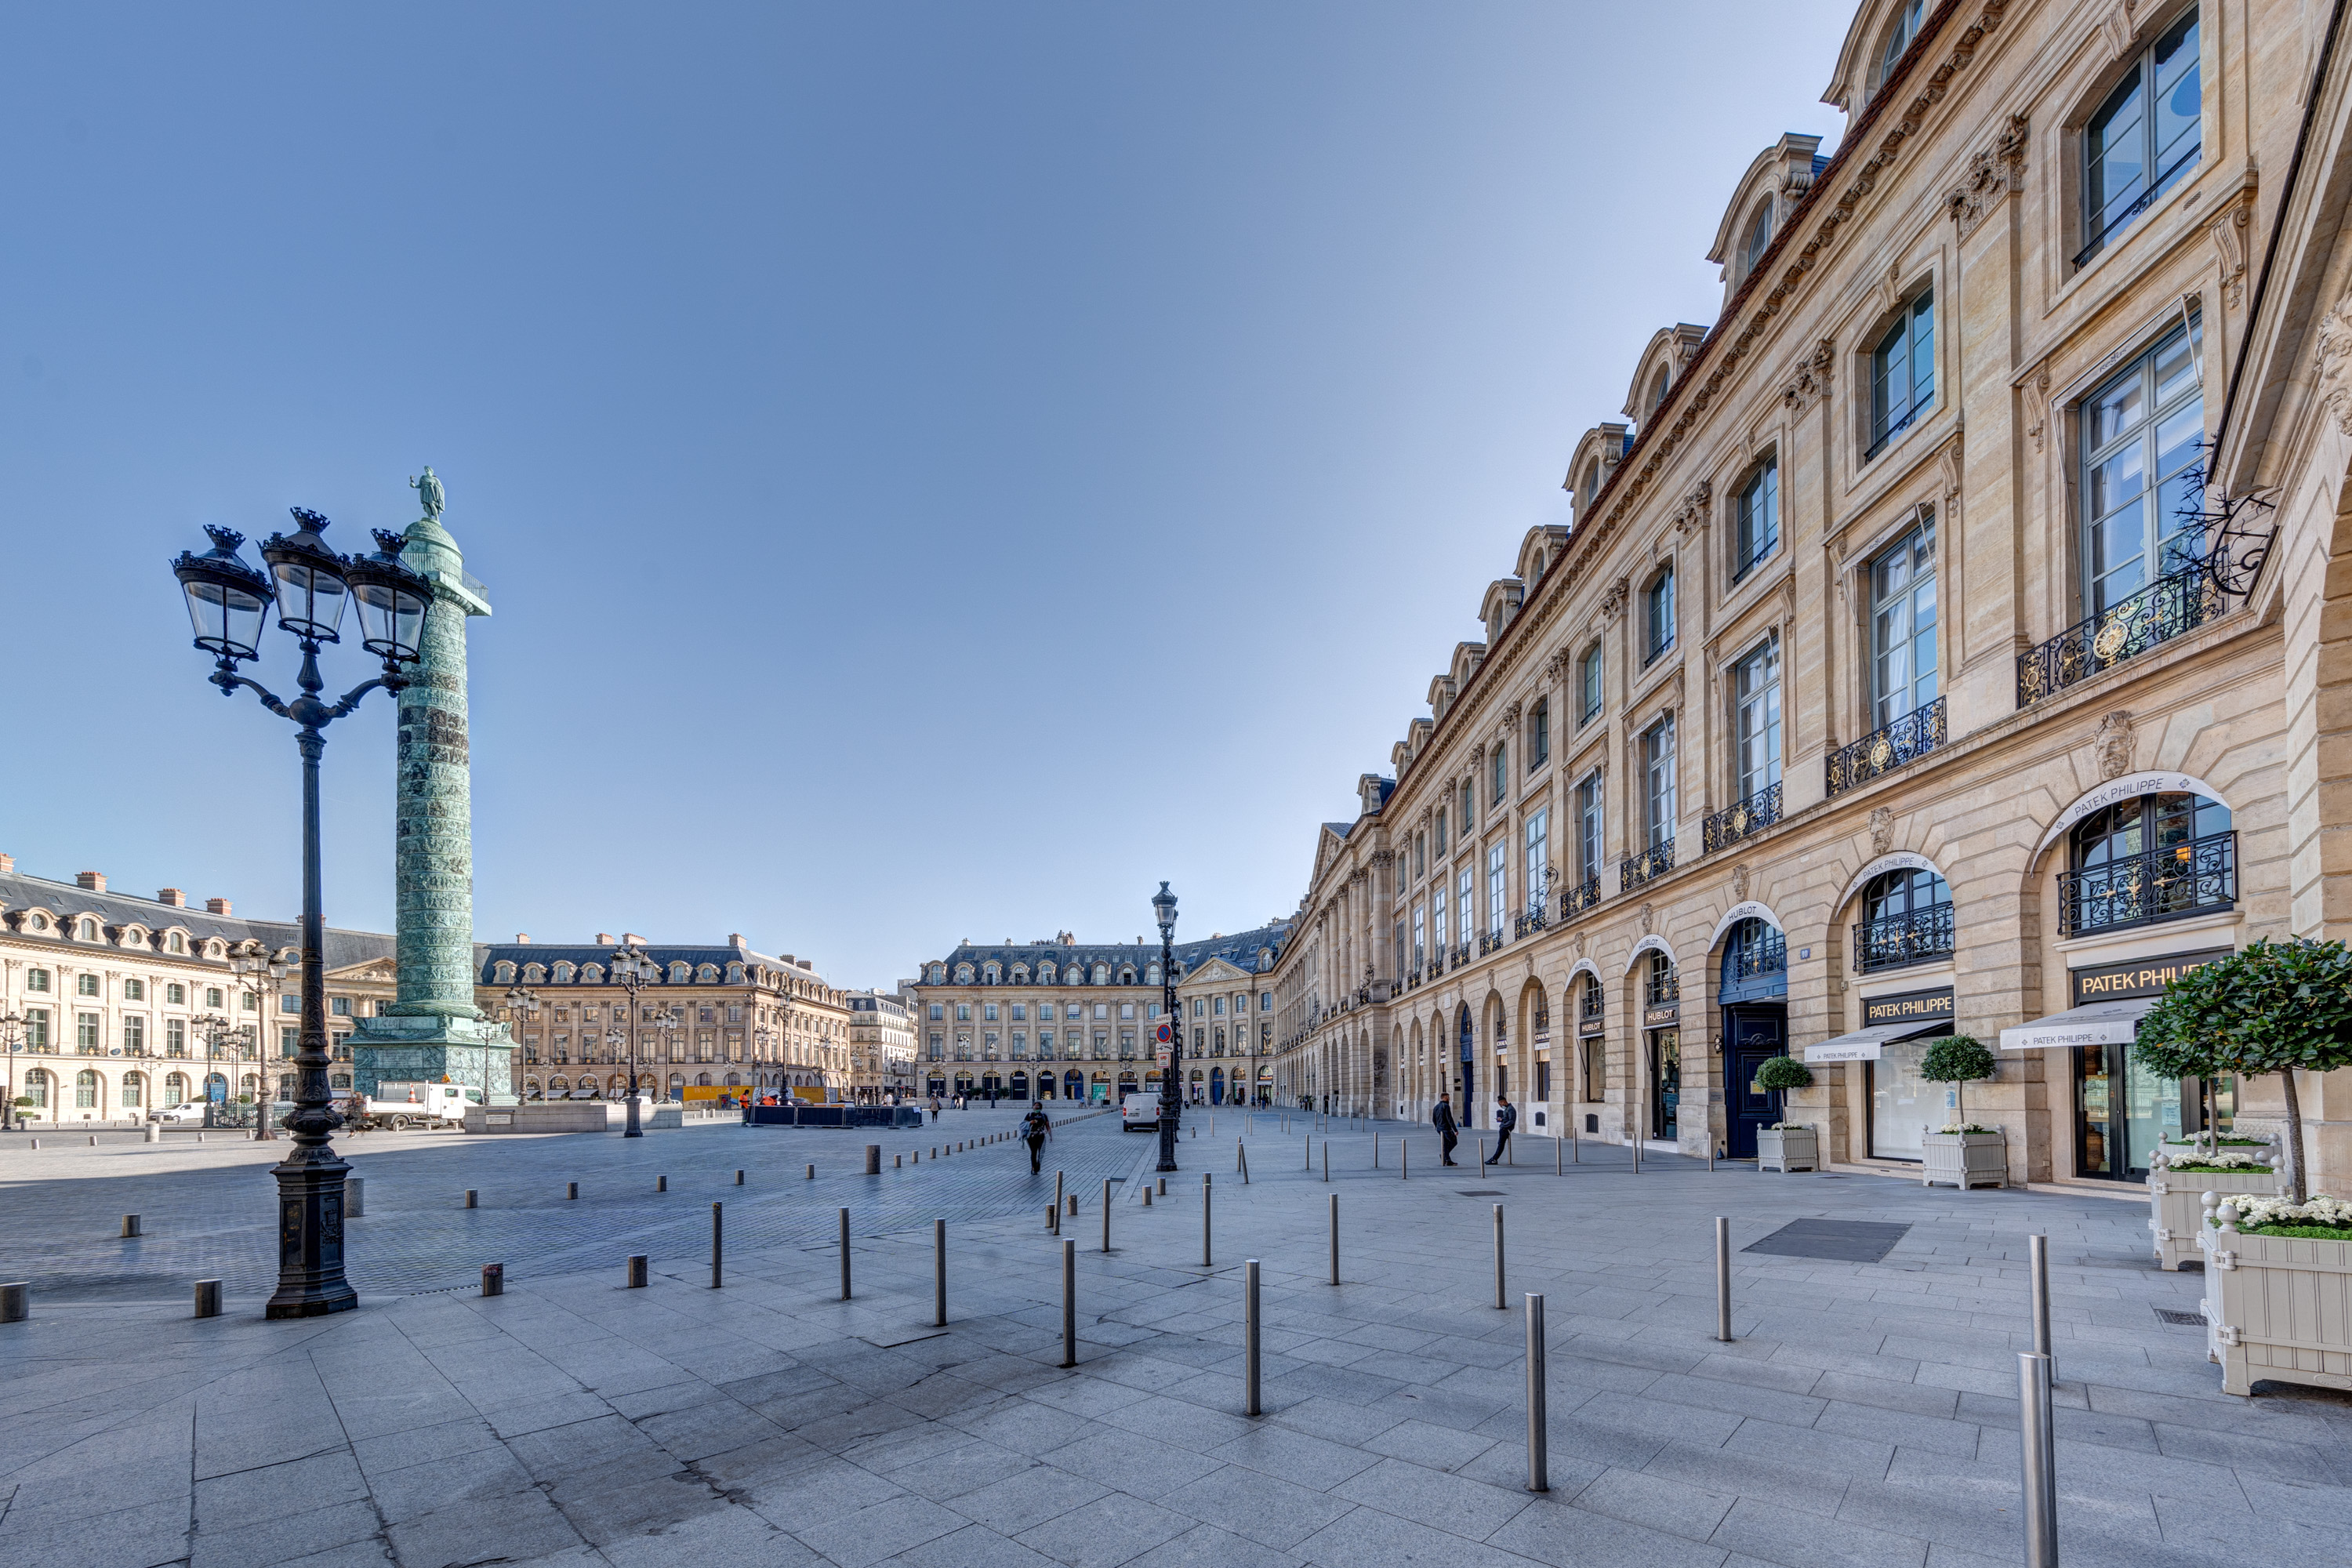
[2025, 368, 2053, 453]
[1600, 576, 1631, 622]
[1869, 806, 1896, 855]
[1783, 338, 1835, 414]
[2096, 710, 2137, 779]
[1947, 114, 2028, 241]
[2315, 292, 2352, 437]
[2212, 191, 2252, 309]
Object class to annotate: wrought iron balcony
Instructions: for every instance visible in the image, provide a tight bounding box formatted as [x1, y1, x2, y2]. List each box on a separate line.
[1852, 902, 1955, 974]
[1450, 945, 1471, 971]
[1621, 840, 1675, 893]
[2058, 830, 2237, 938]
[1407, 966, 1423, 989]
[1559, 875, 1602, 920]
[1478, 929, 1504, 956]
[1730, 928, 1786, 982]
[2018, 566, 2223, 706]
[1644, 968, 1681, 1010]
[1577, 993, 1603, 1029]
[1703, 783, 1781, 852]
[1828, 698, 1946, 797]
[1512, 907, 1548, 940]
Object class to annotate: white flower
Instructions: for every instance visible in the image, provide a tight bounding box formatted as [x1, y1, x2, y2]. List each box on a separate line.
[2219, 1193, 2352, 1232]
[2166, 1149, 2270, 1171]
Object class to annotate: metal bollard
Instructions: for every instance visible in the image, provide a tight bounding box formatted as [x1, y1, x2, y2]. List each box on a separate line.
[145, 1122, 160, 1144]
[464, 1189, 477, 1209]
[89, 1134, 96, 1145]
[1055, 1169, 1065, 1220]
[1571, 1121, 1578, 1163]
[838, 1207, 851, 1300]
[482, 1263, 504, 1297]
[934, 1218, 947, 1325]
[1047, 1202, 1058, 1232]
[1066, 1193, 1077, 1217]
[895, 1154, 902, 1168]
[1329, 1192, 1340, 1286]
[626, 1255, 648, 1288]
[712, 1202, 724, 1289]
[735, 1169, 746, 1185]
[566, 1181, 579, 1200]
[1102, 1179, 1112, 1251]
[1061, 1238, 1078, 1367]
[1403, 1138, 1408, 1180]
[1322, 1142, 1329, 1182]
[655, 1175, 666, 1193]
[121, 1214, 142, 1238]
[1143, 1186, 1153, 1207]
[1555, 1136, 1562, 1174]
[1708, 1142, 1716, 1172]
[1244, 1258, 1263, 1416]
[1526, 1293, 1549, 1492]
[2019, 1352, 2057, 1568]
[2030, 1233, 2054, 1377]
[347, 1176, 364, 1216]
[1715, 1217, 1733, 1341]
[193, 1279, 221, 1319]
[1157, 1176, 1167, 1196]
[1374, 1131, 1380, 1167]
[866, 1145, 880, 1175]
[0, 1282, 24, 1323]
[1305, 1134, 1311, 1171]
[1493, 1204, 1506, 1309]
[1202, 1174, 1213, 1268]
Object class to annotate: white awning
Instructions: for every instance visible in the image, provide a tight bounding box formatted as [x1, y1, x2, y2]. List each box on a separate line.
[1998, 996, 2158, 1051]
[1804, 1018, 1949, 1063]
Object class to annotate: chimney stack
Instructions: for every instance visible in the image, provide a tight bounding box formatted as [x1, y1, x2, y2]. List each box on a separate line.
[516, 933, 531, 944]
[158, 888, 186, 907]
[205, 898, 233, 916]
[595, 932, 615, 946]
[622, 932, 644, 946]
[730, 933, 746, 949]
[76, 871, 106, 893]
[0, 852, 13, 873]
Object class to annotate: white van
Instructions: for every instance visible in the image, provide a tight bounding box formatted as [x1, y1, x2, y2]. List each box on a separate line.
[1120, 1091, 1160, 1131]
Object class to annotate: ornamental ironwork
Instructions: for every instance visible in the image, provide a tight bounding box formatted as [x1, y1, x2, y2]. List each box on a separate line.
[2058, 830, 2237, 938]
[1512, 907, 1548, 940]
[2017, 568, 2223, 706]
[1828, 698, 1946, 797]
[1703, 783, 1782, 852]
[1621, 840, 1675, 893]
[1478, 929, 1504, 956]
[1559, 875, 1602, 920]
[1853, 902, 1955, 973]
[1730, 927, 1787, 983]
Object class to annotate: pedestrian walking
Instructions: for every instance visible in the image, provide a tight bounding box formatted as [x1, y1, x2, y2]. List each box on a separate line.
[929, 1096, 942, 1123]
[1486, 1093, 1516, 1165]
[1432, 1093, 1461, 1166]
[1022, 1102, 1053, 1172]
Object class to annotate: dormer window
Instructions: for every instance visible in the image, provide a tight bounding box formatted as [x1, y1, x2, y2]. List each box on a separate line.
[1875, 0, 1926, 87]
[1740, 201, 1773, 281]
[1578, 462, 1599, 512]
[1646, 368, 1669, 416]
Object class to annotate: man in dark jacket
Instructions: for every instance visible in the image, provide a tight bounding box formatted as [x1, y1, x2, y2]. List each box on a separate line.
[1486, 1094, 1517, 1165]
[1432, 1093, 1461, 1165]
[1021, 1103, 1052, 1171]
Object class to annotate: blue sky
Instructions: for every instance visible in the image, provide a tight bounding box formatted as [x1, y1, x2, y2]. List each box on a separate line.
[1, 2, 1851, 989]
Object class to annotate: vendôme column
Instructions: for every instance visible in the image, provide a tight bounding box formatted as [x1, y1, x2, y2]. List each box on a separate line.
[352, 467, 516, 1107]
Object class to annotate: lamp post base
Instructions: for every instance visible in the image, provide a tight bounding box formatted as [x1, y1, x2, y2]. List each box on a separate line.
[625, 1094, 644, 1138]
[263, 1147, 358, 1319]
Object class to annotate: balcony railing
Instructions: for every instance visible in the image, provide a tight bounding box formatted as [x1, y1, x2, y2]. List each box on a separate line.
[2018, 566, 2223, 707]
[1853, 902, 1955, 974]
[1513, 906, 1549, 940]
[1478, 929, 1504, 956]
[1621, 840, 1675, 893]
[1730, 928, 1787, 982]
[1828, 697, 1946, 797]
[1559, 875, 1602, 920]
[1450, 945, 1470, 971]
[2058, 830, 2237, 938]
[1703, 783, 1781, 853]
[1644, 969, 1681, 1010]
[1577, 996, 1603, 1029]
[2074, 147, 2201, 269]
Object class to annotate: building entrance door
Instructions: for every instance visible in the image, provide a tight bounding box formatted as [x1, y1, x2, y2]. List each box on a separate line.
[1648, 1029, 1679, 1142]
[1722, 1006, 1788, 1160]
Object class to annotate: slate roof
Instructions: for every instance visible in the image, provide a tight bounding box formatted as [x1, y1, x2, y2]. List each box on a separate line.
[475, 942, 829, 987]
[0, 869, 394, 971]
[936, 920, 1290, 978]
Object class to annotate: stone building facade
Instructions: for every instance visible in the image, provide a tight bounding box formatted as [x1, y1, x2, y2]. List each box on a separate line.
[845, 989, 919, 1102]
[479, 935, 851, 1101]
[1270, 0, 2352, 1192]
[911, 925, 1287, 1104]
[0, 857, 396, 1123]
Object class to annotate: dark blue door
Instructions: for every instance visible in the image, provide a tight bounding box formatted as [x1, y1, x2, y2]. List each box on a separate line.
[1457, 1005, 1475, 1114]
[1722, 1007, 1787, 1160]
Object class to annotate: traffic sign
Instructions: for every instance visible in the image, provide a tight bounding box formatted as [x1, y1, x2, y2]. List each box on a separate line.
[1155, 1023, 1172, 1044]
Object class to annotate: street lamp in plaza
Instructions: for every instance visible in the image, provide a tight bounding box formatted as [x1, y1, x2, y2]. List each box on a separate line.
[608, 942, 660, 1136]
[171, 511, 432, 1318]
[0, 1008, 27, 1131]
[230, 945, 292, 1138]
[190, 1011, 238, 1127]
[503, 983, 539, 1086]
[1152, 881, 1184, 1174]
[753, 1025, 775, 1102]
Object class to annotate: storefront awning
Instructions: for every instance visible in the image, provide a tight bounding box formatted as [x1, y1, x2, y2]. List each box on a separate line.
[1998, 995, 2158, 1051]
[1804, 1018, 1949, 1063]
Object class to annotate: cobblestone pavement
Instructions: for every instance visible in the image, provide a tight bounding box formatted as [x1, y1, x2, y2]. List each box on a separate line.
[4, 1115, 2349, 1568]
[0, 1105, 1160, 1301]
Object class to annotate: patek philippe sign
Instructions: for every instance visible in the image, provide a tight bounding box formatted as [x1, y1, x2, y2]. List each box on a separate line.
[1860, 987, 1954, 1027]
[2069, 947, 2234, 1004]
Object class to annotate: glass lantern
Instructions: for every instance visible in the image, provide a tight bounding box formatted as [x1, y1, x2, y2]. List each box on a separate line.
[170, 525, 274, 661]
[258, 507, 350, 643]
[344, 529, 433, 662]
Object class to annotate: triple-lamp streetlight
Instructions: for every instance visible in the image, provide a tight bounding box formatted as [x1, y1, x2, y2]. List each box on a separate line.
[607, 941, 662, 1137]
[0, 1008, 27, 1132]
[171, 509, 433, 1319]
[1152, 881, 1184, 1174]
[190, 1011, 241, 1127]
[230, 945, 292, 1137]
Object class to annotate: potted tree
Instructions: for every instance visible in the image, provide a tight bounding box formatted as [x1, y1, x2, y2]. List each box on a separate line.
[2132, 1022, 2278, 1268]
[2202, 1191, 2352, 1395]
[1918, 1036, 2003, 1189]
[1752, 1057, 1818, 1173]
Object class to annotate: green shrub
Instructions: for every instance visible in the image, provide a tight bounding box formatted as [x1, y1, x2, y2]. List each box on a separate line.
[1919, 1036, 1996, 1123]
[1754, 1056, 1813, 1094]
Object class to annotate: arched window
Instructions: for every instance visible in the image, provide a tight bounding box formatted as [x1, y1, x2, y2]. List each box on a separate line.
[669, 962, 692, 983]
[165, 1072, 189, 1105]
[2063, 792, 2234, 935]
[1720, 918, 1787, 998]
[581, 963, 604, 983]
[982, 964, 1000, 984]
[553, 962, 576, 983]
[1578, 462, 1600, 512]
[1643, 567, 1675, 662]
[167, 932, 186, 954]
[1875, 0, 1926, 88]
[955, 964, 974, 983]
[78, 918, 96, 941]
[1038, 961, 1056, 982]
[1740, 200, 1773, 279]
[522, 964, 546, 984]
[1854, 867, 1953, 971]
[1647, 367, 1670, 416]
[123, 1073, 148, 1108]
[493, 961, 517, 984]
[25, 1069, 50, 1107]
[1093, 964, 1110, 985]
[76, 1069, 100, 1109]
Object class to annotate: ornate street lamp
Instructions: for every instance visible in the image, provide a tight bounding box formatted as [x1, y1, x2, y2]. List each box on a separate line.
[171, 510, 430, 1318]
[608, 942, 659, 1136]
[190, 1011, 234, 1126]
[0, 1008, 26, 1132]
[1152, 881, 1183, 1173]
[503, 984, 539, 1083]
[230, 945, 292, 1136]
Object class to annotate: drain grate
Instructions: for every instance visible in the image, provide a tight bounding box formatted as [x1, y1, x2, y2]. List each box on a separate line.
[1455, 1190, 1504, 1197]
[1742, 1218, 1911, 1264]
[2153, 1307, 2205, 1327]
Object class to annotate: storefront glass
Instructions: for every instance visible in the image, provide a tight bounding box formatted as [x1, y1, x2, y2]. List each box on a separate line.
[1869, 1034, 1942, 1160]
[2077, 1040, 2184, 1178]
[1649, 1030, 1679, 1140]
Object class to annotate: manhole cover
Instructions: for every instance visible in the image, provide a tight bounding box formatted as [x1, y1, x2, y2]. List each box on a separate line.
[1456, 1190, 1504, 1197]
[2153, 1307, 2205, 1327]
[1742, 1218, 1911, 1263]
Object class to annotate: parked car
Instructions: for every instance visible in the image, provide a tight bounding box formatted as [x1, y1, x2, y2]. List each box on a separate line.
[1120, 1091, 1161, 1131]
[148, 1102, 207, 1124]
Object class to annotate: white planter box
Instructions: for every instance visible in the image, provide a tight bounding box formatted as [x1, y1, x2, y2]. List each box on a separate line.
[2200, 1214, 2352, 1396]
[1921, 1131, 2005, 1189]
[2148, 1153, 2277, 1270]
[1758, 1127, 1818, 1174]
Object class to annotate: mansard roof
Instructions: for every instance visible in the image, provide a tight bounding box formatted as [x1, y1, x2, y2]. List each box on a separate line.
[935, 920, 1291, 977]
[0, 867, 392, 969]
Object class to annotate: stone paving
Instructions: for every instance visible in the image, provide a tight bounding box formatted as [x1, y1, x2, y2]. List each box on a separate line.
[4, 1110, 2350, 1568]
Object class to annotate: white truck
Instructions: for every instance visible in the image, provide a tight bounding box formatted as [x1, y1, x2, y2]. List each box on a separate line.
[1120, 1091, 1161, 1131]
[349, 1082, 481, 1131]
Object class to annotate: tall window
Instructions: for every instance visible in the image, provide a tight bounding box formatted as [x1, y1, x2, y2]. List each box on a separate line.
[1871, 517, 1939, 728]
[1579, 644, 1603, 723]
[1413, 832, 1426, 880]
[1869, 287, 1935, 457]
[1733, 638, 1782, 802]
[1644, 567, 1675, 663]
[1578, 460, 1600, 512]
[1490, 742, 1507, 804]
[2081, 9, 2201, 267]
[1576, 771, 1605, 882]
[1461, 779, 1474, 832]
[1643, 717, 1677, 848]
[1458, 866, 1473, 944]
[1856, 866, 1954, 972]
[1527, 699, 1549, 770]
[1524, 810, 1549, 913]
[1740, 201, 1773, 281]
[1733, 461, 1779, 583]
[1412, 906, 1426, 967]
[1434, 808, 1447, 856]
[1486, 840, 1508, 938]
[2083, 320, 2204, 615]
[1433, 888, 1448, 955]
[1876, 0, 1926, 85]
